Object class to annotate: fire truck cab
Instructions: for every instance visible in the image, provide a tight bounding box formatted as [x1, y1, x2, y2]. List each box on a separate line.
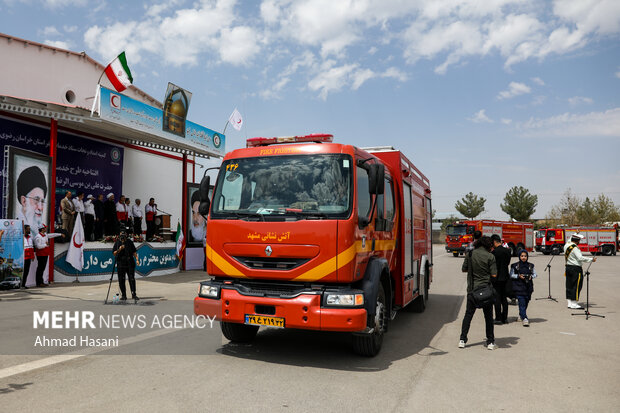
[193, 135, 432, 356]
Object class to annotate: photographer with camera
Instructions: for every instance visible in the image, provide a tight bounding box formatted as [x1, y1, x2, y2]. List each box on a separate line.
[112, 230, 139, 301]
[510, 249, 537, 326]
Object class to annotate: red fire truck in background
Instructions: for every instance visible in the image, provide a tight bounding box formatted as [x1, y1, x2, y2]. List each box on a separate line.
[535, 227, 618, 256]
[445, 220, 534, 257]
[194, 135, 433, 356]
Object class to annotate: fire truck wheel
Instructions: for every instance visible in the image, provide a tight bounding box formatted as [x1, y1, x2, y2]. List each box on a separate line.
[602, 245, 613, 256]
[551, 245, 561, 255]
[221, 322, 259, 343]
[453, 252, 459, 257]
[353, 283, 386, 357]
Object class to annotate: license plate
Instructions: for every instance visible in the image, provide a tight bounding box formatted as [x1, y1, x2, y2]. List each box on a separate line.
[245, 314, 285, 328]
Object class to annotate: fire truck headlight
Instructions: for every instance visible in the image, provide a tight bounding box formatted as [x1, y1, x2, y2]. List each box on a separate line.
[325, 293, 364, 306]
[462, 243, 468, 248]
[199, 284, 220, 298]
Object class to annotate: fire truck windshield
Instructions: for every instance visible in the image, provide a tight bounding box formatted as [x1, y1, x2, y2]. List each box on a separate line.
[446, 225, 467, 236]
[211, 154, 352, 220]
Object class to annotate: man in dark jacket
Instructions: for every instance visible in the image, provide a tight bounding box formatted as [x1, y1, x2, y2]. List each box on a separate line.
[491, 234, 511, 324]
[112, 230, 139, 300]
[460, 236, 497, 350]
[103, 193, 118, 236]
[93, 194, 105, 240]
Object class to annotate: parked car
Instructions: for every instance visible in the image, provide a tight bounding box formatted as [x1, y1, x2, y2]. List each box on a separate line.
[0, 276, 21, 290]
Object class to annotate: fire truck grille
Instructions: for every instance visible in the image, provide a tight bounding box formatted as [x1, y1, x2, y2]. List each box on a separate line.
[233, 280, 311, 298]
[233, 256, 309, 271]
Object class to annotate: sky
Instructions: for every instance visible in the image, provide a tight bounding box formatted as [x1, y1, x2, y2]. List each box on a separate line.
[1, 0, 619, 220]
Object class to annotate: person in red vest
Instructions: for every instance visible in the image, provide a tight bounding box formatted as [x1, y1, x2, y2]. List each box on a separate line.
[145, 198, 158, 241]
[21, 224, 34, 289]
[116, 195, 129, 233]
[33, 225, 62, 287]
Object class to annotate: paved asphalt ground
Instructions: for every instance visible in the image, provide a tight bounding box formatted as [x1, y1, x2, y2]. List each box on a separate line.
[0, 245, 618, 412]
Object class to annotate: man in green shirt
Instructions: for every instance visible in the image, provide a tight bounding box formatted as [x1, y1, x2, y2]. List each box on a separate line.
[459, 236, 498, 350]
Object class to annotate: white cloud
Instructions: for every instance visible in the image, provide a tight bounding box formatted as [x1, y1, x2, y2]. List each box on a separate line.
[497, 81, 531, 99]
[518, 107, 620, 137]
[568, 96, 594, 106]
[501, 118, 512, 124]
[44, 39, 71, 49]
[84, 0, 256, 67]
[531, 77, 544, 85]
[468, 109, 493, 123]
[615, 67, 620, 79]
[41, 26, 61, 37]
[43, 0, 87, 7]
[308, 61, 358, 100]
[531, 95, 546, 106]
[63, 25, 78, 33]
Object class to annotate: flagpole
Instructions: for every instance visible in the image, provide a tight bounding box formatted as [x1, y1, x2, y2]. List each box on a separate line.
[222, 120, 230, 135]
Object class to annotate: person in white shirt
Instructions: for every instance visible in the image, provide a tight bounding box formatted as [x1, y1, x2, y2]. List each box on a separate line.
[72, 191, 85, 226]
[33, 225, 62, 287]
[145, 198, 158, 240]
[116, 195, 128, 232]
[84, 194, 96, 241]
[132, 199, 144, 236]
[564, 233, 595, 309]
[21, 224, 35, 288]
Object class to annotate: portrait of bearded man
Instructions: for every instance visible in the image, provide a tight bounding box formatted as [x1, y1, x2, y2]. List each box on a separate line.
[15, 165, 48, 230]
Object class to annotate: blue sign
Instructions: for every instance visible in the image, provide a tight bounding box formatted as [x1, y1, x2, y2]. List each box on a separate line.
[54, 242, 179, 277]
[99, 86, 225, 157]
[0, 116, 124, 216]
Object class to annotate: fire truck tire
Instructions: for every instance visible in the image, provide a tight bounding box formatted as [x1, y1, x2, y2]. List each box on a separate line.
[453, 252, 459, 257]
[221, 322, 259, 343]
[551, 245, 561, 255]
[602, 245, 613, 256]
[542, 251, 550, 255]
[353, 283, 386, 357]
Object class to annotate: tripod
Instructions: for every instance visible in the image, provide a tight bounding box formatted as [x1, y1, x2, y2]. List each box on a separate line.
[536, 253, 558, 302]
[104, 258, 118, 304]
[571, 261, 604, 320]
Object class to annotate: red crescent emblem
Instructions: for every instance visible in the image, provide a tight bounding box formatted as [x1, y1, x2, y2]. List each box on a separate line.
[111, 95, 120, 108]
[236, 119, 241, 124]
[73, 233, 83, 249]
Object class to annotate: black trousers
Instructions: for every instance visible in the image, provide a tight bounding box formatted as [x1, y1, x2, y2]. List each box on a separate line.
[35, 255, 48, 285]
[566, 265, 584, 300]
[146, 220, 155, 240]
[94, 218, 103, 240]
[85, 214, 95, 241]
[460, 293, 495, 345]
[117, 266, 136, 297]
[133, 218, 142, 236]
[22, 258, 32, 287]
[492, 280, 509, 322]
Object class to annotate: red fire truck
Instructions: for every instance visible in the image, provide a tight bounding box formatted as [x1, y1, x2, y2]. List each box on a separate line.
[535, 227, 618, 256]
[445, 220, 534, 257]
[193, 135, 432, 356]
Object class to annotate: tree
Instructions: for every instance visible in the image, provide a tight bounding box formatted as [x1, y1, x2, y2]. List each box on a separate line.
[500, 186, 538, 221]
[455, 192, 486, 219]
[548, 189, 581, 226]
[593, 194, 620, 224]
[576, 197, 598, 225]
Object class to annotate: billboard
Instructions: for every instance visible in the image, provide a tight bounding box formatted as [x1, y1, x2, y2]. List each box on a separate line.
[0, 219, 24, 278]
[98, 86, 224, 157]
[5, 147, 51, 232]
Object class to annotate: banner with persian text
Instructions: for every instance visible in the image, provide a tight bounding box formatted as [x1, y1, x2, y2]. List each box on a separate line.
[0, 116, 123, 218]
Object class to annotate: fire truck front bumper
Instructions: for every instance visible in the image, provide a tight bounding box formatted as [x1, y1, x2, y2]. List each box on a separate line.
[446, 244, 467, 253]
[194, 281, 368, 332]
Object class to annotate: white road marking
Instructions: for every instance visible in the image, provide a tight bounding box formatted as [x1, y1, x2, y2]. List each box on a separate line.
[559, 332, 576, 336]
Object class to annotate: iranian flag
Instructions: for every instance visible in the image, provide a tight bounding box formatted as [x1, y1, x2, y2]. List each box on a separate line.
[175, 221, 186, 260]
[104, 52, 133, 92]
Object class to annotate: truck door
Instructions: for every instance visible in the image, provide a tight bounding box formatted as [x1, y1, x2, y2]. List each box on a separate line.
[402, 181, 415, 305]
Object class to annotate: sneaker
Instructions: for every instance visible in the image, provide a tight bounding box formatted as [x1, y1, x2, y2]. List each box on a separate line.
[523, 318, 529, 326]
[570, 302, 583, 309]
[567, 299, 572, 308]
[458, 340, 466, 349]
[487, 343, 497, 350]
[120, 295, 127, 301]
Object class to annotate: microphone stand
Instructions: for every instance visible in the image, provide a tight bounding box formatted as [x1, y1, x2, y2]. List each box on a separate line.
[571, 260, 604, 320]
[536, 253, 557, 302]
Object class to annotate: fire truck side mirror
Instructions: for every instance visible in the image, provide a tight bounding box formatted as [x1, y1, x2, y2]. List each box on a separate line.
[369, 164, 385, 195]
[198, 175, 211, 216]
